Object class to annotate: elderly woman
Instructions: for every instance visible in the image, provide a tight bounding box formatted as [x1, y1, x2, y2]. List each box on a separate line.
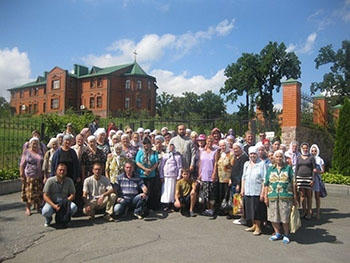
[42, 138, 59, 184]
[51, 135, 80, 183]
[105, 143, 127, 187]
[295, 142, 317, 220]
[81, 135, 107, 178]
[120, 133, 137, 161]
[95, 128, 110, 156]
[264, 150, 297, 244]
[20, 137, 44, 216]
[241, 146, 266, 236]
[217, 139, 234, 215]
[310, 144, 325, 220]
[135, 136, 159, 210]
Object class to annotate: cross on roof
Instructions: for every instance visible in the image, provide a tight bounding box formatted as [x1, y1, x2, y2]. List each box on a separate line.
[133, 50, 138, 62]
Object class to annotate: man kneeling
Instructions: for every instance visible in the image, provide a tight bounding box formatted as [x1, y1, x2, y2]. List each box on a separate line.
[83, 163, 116, 222]
[42, 163, 77, 227]
[174, 169, 197, 217]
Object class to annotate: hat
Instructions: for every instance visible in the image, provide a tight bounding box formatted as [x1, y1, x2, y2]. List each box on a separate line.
[197, 134, 206, 141]
[67, 123, 72, 127]
[248, 146, 257, 154]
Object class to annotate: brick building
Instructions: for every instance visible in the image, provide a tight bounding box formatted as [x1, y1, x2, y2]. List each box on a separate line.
[8, 61, 158, 117]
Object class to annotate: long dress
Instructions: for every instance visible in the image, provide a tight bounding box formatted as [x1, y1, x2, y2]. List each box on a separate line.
[20, 149, 44, 205]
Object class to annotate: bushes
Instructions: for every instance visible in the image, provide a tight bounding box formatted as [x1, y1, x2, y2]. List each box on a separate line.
[322, 172, 350, 185]
[0, 168, 20, 181]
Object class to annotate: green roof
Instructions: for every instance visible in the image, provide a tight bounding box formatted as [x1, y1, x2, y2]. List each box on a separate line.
[8, 62, 156, 91]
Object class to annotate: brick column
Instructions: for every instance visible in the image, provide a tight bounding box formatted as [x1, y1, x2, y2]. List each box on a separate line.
[313, 95, 327, 127]
[282, 79, 301, 127]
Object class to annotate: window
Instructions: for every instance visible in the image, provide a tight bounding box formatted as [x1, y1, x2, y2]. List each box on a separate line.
[137, 80, 142, 90]
[97, 78, 102, 87]
[51, 98, 59, 109]
[43, 87, 46, 95]
[34, 87, 39, 96]
[125, 80, 130, 89]
[29, 88, 32, 96]
[97, 96, 102, 108]
[20, 90, 24, 98]
[136, 98, 142, 108]
[148, 81, 151, 90]
[11, 92, 15, 99]
[124, 97, 130, 109]
[28, 104, 32, 113]
[90, 79, 95, 88]
[33, 104, 38, 114]
[43, 102, 46, 113]
[89, 97, 95, 108]
[52, 80, 60, 90]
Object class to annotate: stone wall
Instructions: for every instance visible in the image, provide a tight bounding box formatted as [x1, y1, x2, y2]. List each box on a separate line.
[282, 126, 334, 170]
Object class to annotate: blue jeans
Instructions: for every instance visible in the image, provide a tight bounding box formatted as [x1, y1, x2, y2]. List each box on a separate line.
[42, 201, 78, 220]
[114, 194, 148, 216]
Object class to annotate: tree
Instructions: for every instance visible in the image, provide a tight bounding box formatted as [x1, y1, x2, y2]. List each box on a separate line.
[332, 98, 350, 176]
[311, 40, 350, 105]
[0, 96, 11, 116]
[221, 42, 301, 130]
[199, 90, 226, 119]
[156, 92, 175, 118]
[220, 53, 260, 118]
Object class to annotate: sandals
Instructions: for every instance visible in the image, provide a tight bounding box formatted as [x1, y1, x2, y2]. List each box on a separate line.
[282, 235, 290, 244]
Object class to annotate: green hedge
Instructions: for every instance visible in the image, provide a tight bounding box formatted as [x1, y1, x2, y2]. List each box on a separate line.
[322, 172, 350, 185]
[0, 168, 20, 181]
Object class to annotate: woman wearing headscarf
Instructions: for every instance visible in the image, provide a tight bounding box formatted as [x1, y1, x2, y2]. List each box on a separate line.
[159, 143, 182, 211]
[94, 128, 110, 157]
[241, 146, 266, 236]
[105, 143, 127, 187]
[217, 139, 234, 215]
[264, 150, 297, 244]
[286, 140, 300, 173]
[135, 136, 159, 210]
[295, 142, 317, 220]
[20, 137, 44, 216]
[42, 138, 58, 184]
[310, 144, 325, 220]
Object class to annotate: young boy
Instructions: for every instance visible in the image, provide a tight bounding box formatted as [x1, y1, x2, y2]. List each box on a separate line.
[174, 169, 197, 217]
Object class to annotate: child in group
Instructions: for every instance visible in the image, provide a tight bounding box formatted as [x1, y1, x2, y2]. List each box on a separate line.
[174, 169, 197, 217]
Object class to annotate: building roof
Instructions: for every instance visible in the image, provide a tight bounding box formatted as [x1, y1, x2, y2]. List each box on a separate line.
[8, 62, 156, 91]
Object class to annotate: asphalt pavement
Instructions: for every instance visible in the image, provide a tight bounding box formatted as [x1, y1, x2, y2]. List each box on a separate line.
[0, 186, 349, 263]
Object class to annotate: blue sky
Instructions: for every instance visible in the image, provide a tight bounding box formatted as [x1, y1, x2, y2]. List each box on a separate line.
[0, 0, 349, 113]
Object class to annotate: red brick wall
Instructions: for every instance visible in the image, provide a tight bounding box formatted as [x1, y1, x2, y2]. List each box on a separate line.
[282, 80, 301, 127]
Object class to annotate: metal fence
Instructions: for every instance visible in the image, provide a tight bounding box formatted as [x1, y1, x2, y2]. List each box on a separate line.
[0, 116, 249, 170]
[0, 117, 44, 169]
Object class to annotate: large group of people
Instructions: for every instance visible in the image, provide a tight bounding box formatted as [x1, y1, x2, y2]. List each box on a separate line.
[19, 120, 325, 244]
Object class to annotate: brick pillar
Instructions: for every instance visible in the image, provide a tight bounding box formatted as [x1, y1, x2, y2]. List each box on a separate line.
[313, 95, 328, 127]
[282, 79, 301, 127]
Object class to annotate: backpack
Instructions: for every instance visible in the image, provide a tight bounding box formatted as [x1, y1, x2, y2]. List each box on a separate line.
[55, 199, 71, 225]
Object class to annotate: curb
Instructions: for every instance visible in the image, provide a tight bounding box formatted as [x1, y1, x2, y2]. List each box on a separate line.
[324, 183, 350, 198]
[0, 179, 21, 195]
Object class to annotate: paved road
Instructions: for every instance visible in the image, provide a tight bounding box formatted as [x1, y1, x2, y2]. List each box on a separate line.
[0, 191, 349, 263]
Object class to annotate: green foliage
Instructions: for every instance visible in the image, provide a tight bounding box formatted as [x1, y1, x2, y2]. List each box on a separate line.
[323, 172, 350, 185]
[220, 41, 301, 130]
[156, 91, 226, 120]
[311, 40, 350, 105]
[42, 111, 95, 140]
[332, 98, 350, 176]
[0, 168, 20, 181]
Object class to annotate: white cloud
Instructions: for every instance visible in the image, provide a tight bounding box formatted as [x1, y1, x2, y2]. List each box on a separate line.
[0, 47, 32, 101]
[151, 68, 226, 97]
[299, 32, 317, 54]
[82, 19, 235, 67]
[287, 32, 317, 55]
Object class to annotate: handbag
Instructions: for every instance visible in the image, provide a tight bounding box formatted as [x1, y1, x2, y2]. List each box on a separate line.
[318, 173, 327, 198]
[290, 205, 301, 233]
[232, 193, 243, 216]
